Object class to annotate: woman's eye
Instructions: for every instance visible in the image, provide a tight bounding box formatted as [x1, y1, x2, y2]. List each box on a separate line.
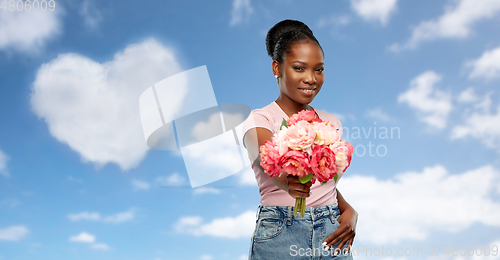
[317, 68, 324, 73]
[293, 67, 304, 71]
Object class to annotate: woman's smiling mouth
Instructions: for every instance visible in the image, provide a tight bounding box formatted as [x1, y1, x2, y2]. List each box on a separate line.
[299, 87, 316, 95]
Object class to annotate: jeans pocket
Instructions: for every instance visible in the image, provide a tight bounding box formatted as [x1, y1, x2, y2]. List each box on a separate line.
[253, 217, 285, 241]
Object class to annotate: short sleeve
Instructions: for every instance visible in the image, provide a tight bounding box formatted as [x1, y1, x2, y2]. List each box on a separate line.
[241, 109, 274, 149]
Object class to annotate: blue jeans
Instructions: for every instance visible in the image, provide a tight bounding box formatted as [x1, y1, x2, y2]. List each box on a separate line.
[248, 203, 354, 259]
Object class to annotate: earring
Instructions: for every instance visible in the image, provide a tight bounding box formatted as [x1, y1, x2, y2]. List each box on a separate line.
[274, 74, 278, 79]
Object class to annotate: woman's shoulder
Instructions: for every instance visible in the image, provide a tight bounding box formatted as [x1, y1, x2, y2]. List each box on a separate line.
[314, 107, 342, 128]
[242, 102, 277, 131]
[248, 102, 280, 121]
[314, 108, 344, 140]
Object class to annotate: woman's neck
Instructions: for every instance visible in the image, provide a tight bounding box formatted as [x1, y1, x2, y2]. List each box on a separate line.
[275, 97, 313, 118]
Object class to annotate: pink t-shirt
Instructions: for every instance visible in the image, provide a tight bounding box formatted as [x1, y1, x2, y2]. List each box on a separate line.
[241, 101, 344, 207]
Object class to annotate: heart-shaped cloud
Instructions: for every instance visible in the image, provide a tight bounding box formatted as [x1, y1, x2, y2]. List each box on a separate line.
[30, 38, 183, 170]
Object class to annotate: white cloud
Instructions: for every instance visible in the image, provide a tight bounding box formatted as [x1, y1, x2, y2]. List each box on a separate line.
[350, 0, 398, 25]
[0, 226, 28, 241]
[473, 92, 493, 113]
[457, 87, 478, 103]
[317, 15, 351, 28]
[0, 6, 64, 54]
[191, 111, 244, 142]
[181, 127, 244, 187]
[200, 255, 213, 260]
[192, 113, 222, 142]
[1, 198, 21, 207]
[451, 104, 500, 150]
[131, 179, 150, 191]
[68, 176, 83, 183]
[466, 46, 500, 80]
[390, 0, 500, 51]
[193, 186, 221, 195]
[155, 172, 186, 186]
[234, 168, 257, 186]
[103, 210, 135, 223]
[30, 38, 183, 171]
[365, 107, 391, 121]
[91, 243, 111, 250]
[69, 232, 111, 250]
[0, 149, 9, 177]
[68, 212, 100, 221]
[68, 209, 135, 224]
[398, 71, 452, 129]
[238, 255, 248, 260]
[178, 111, 247, 187]
[69, 232, 95, 243]
[230, 0, 253, 26]
[174, 211, 255, 238]
[79, 0, 102, 29]
[339, 164, 500, 244]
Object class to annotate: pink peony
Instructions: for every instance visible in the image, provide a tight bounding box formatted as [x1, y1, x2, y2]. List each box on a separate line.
[312, 121, 340, 146]
[310, 145, 337, 183]
[274, 128, 291, 156]
[283, 120, 316, 155]
[286, 109, 316, 126]
[329, 141, 354, 172]
[259, 140, 282, 177]
[278, 150, 311, 178]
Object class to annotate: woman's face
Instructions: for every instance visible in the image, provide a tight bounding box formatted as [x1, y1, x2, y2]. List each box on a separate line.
[275, 39, 325, 105]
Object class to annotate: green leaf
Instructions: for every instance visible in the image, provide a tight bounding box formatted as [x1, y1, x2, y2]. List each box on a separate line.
[280, 118, 288, 130]
[299, 173, 313, 184]
[333, 174, 338, 184]
[320, 181, 327, 185]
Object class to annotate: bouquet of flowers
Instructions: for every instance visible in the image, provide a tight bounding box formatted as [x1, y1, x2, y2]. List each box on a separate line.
[259, 109, 353, 217]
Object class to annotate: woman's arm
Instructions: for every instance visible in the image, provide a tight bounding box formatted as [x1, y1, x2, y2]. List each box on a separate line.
[243, 128, 311, 199]
[337, 189, 356, 214]
[322, 188, 358, 252]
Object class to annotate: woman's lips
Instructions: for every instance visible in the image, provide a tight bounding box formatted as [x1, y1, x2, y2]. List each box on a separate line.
[299, 88, 316, 96]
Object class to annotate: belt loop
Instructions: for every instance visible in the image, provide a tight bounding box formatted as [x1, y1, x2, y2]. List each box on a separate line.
[256, 205, 262, 221]
[328, 204, 334, 222]
[287, 206, 292, 225]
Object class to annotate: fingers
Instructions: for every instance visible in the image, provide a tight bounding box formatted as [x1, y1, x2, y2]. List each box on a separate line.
[287, 188, 310, 199]
[322, 224, 356, 252]
[286, 176, 311, 199]
[346, 238, 354, 252]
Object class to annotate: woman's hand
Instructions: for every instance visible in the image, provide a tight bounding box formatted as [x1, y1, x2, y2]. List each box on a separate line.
[323, 207, 358, 253]
[285, 175, 312, 199]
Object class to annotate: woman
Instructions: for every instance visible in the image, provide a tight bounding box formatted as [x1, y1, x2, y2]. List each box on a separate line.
[241, 19, 358, 259]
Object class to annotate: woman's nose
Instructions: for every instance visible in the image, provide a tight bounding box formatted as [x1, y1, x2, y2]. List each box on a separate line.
[303, 71, 317, 84]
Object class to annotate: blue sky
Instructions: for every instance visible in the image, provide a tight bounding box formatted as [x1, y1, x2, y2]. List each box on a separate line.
[1, 0, 500, 259]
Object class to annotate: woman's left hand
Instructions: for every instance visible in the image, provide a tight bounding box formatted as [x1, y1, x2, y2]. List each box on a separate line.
[323, 207, 358, 252]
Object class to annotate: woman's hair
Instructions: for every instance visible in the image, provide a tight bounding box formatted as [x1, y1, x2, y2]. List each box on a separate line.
[266, 19, 323, 64]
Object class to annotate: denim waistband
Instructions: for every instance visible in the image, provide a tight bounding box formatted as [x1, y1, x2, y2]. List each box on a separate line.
[255, 203, 340, 224]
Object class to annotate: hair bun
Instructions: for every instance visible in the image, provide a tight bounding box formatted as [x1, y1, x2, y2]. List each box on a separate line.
[266, 20, 314, 58]
[265, 19, 322, 64]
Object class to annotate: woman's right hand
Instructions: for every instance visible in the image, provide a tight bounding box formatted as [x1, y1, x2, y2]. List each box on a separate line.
[286, 175, 312, 199]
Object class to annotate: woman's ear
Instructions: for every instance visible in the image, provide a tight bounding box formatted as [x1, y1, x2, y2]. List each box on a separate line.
[272, 60, 280, 78]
